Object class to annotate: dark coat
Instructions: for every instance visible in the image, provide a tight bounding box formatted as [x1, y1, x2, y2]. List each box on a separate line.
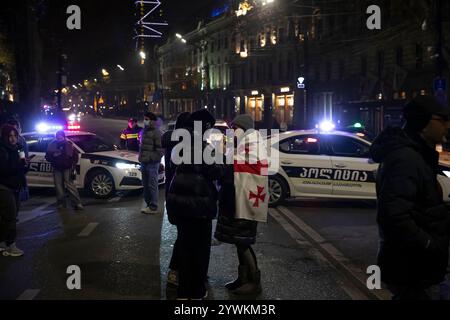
[370, 127, 450, 287]
[166, 134, 223, 225]
[45, 140, 78, 171]
[161, 129, 176, 192]
[0, 139, 26, 191]
[139, 124, 163, 164]
[214, 164, 258, 246]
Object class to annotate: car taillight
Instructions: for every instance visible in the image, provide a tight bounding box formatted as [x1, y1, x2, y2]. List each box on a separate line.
[68, 124, 81, 131]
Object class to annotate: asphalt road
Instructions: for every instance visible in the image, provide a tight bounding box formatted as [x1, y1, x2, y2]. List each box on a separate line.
[0, 116, 390, 300]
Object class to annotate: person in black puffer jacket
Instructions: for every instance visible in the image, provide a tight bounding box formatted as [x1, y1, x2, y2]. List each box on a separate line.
[215, 114, 261, 296]
[166, 109, 224, 300]
[161, 111, 191, 286]
[370, 95, 450, 300]
[0, 124, 26, 257]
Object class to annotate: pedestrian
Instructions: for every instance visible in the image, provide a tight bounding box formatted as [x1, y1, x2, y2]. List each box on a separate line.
[0, 124, 26, 257]
[370, 95, 450, 300]
[215, 114, 269, 295]
[166, 109, 224, 300]
[120, 118, 142, 152]
[7, 119, 30, 202]
[45, 130, 84, 210]
[139, 112, 164, 214]
[161, 112, 191, 287]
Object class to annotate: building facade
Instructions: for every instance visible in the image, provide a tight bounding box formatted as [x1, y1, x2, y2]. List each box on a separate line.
[157, 0, 450, 134]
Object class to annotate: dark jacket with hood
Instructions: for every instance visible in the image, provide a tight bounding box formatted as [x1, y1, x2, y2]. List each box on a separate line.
[370, 127, 450, 287]
[0, 139, 26, 191]
[166, 129, 224, 225]
[46, 139, 78, 171]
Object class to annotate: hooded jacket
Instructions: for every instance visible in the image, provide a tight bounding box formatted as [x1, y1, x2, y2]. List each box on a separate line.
[370, 127, 450, 287]
[166, 129, 224, 224]
[45, 139, 78, 171]
[0, 139, 26, 191]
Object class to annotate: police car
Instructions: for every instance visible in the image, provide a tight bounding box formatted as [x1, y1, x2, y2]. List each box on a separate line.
[268, 126, 450, 206]
[23, 129, 165, 199]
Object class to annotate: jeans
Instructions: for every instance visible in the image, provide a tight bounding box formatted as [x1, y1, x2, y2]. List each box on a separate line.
[0, 188, 19, 246]
[53, 169, 82, 206]
[142, 162, 159, 209]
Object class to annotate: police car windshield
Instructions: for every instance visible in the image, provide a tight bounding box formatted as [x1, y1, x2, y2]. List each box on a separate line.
[69, 135, 115, 153]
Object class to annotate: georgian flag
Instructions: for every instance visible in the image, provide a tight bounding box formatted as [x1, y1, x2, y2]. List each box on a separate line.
[234, 130, 269, 223]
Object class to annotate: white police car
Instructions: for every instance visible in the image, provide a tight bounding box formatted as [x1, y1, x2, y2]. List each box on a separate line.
[268, 127, 450, 206]
[23, 130, 165, 199]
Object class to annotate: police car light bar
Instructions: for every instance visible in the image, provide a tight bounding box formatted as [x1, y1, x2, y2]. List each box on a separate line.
[319, 121, 335, 132]
[36, 122, 64, 133]
[67, 124, 81, 131]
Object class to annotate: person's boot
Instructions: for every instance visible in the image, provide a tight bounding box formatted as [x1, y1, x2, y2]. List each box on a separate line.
[231, 269, 262, 296]
[225, 265, 248, 290]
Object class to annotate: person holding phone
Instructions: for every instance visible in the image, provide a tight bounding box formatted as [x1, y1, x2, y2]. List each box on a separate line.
[0, 124, 26, 257]
[46, 130, 83, 210]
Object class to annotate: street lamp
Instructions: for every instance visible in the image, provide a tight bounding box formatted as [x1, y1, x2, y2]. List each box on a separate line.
[102, 69, 110, 77]
[117, 65, 125, 71]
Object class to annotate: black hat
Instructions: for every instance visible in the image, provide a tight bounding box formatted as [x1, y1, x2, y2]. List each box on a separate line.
[144, 112, 157, 121]
[404, 95, 450, 131]
[188, 109, 215, 132]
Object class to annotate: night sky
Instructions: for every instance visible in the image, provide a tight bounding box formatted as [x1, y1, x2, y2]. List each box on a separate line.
[40, 0, 220, 83]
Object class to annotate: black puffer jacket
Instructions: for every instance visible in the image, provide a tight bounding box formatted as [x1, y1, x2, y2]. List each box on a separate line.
[370, 127, 450, 287]
[214, 164, 258, 246]
[0, 139, 26, 191]
[166, 134, 224, 224]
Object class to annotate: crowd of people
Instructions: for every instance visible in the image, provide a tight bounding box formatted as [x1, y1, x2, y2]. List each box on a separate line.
[2, 95, 450, 300]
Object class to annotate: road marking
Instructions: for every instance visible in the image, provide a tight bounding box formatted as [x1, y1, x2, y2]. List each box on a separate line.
[270, 209, 368, 300]
[108, 196, 122, 203]
[78, 223, 99, 237]
[17, 289, 40, 300]
[18, 200, 56, 225]
[276, 206, 391, 301]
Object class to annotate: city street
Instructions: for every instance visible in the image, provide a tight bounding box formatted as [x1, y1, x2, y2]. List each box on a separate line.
[0, 116, 392, 300]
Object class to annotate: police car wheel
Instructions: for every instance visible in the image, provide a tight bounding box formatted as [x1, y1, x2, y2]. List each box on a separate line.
[87, 169, 115, 199]
[269, 176, 287, 207]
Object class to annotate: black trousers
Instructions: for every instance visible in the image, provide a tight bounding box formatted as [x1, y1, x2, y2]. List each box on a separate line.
[0, 188, 19, 246]
[176, 218, 212, 299]
[169, 238, 180, 271]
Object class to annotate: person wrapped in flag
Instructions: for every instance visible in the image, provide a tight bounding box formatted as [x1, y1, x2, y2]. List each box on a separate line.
[215, 114, 269, 296]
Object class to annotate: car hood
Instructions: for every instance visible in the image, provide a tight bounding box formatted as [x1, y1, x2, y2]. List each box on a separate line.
[89, 150, 139, 164]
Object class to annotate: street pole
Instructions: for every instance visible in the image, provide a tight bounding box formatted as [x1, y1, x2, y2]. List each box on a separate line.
[56, 52, 67, 111]
[434, 0, 448, 106]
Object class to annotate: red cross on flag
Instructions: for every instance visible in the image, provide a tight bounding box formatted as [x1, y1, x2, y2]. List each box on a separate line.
[234, 130, 269, 223]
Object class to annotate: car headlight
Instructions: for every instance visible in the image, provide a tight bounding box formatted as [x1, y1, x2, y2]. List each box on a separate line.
[115, 162, 140, 170]
[442, 171, 450, 178]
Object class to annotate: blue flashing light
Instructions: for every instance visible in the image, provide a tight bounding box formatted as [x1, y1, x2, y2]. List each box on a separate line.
[36, 122, 64, 133]
[319, 121, 336, 132]
[211, 4, 229, 17]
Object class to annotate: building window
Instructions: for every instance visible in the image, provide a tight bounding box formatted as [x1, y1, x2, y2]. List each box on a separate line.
[396, 46, 403, 67]
[416, 43, 423, 69]
[328, 15, 335, 36]
[279, 27, 285, 44]
[278, 60, 284, 80]
[224, 36, 229, 49]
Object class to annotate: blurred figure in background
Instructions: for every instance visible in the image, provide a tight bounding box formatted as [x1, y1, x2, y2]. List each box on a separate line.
[120, 118, 142, 152]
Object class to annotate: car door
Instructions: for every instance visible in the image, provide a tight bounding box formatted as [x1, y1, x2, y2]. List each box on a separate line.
[327, 135, 377, 198]
[25, 134, 55, 187]
[279, 134, 333, 196]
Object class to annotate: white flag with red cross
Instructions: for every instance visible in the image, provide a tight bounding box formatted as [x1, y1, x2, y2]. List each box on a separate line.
[233, 130, 269, 223]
